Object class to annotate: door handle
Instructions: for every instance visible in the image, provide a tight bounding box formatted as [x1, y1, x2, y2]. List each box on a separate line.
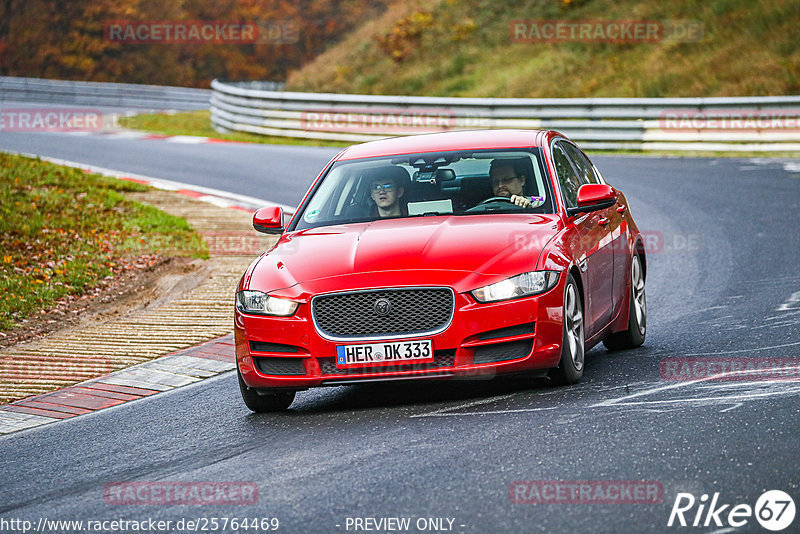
[598, 217, 609, 226]
[616, 205, 626, 213]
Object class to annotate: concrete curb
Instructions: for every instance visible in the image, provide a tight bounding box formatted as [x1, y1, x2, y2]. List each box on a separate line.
[0, 335, 234, 434]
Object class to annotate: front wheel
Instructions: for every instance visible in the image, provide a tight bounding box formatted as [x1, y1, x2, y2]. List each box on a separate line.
[603, 254, 646, 351]
[237, 367, 295, 412]
[549, 274, 585, 385]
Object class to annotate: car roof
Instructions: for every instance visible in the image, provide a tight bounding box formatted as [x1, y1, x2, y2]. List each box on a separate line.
[337, 129, 558, 160]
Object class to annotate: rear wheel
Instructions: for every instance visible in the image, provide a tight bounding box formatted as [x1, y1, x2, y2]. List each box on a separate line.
[237, 367, 295, 412]
[549, 274, 584, 385]
[603, 254, 646, 351]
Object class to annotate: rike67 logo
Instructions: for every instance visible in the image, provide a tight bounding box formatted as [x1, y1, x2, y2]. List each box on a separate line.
[668, 490, 795, 531]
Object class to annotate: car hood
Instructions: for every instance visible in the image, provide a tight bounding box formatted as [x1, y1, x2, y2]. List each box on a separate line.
[247, 214, 561, 296]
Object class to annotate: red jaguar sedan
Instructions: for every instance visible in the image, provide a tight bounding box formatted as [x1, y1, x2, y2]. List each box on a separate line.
[235, 130, 646, 411]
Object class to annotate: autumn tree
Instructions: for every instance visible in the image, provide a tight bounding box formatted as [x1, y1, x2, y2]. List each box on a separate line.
[0, 0, 393, 87]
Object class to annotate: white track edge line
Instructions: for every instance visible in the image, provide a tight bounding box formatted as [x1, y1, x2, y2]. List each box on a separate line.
[0, 149, 296, 215]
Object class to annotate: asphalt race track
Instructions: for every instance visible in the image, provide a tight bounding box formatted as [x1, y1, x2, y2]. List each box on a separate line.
[1, 128, 799, 533]
[0, 129, 338, 207]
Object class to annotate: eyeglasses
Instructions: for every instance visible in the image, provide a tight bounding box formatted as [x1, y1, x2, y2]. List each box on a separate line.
[491, 176, 523, 187]
[370, 183, 394, 193]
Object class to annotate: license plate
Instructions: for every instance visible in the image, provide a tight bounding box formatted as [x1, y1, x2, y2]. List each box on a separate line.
[336, 339, 433, 368]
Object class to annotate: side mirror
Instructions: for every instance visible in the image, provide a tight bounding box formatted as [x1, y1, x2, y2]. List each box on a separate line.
[253, 206, 284, 234]
[567, 184, 617, 216]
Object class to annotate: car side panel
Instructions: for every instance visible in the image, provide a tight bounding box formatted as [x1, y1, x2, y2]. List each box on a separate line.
[611, 190, 631, 318]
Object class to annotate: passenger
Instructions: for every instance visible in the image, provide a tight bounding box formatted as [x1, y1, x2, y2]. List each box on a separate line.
[488, 159, 533, 208]
[369, 173, 406, 218]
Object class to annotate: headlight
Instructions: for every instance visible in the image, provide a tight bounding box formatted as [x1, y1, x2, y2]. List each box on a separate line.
[471, 271, 560, 303]
[236, 290, 299, 316]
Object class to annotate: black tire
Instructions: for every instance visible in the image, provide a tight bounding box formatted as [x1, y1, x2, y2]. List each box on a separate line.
[549, 273, 585, 385]
[603, 254, 646, 351]
[237, 367, 295, 412]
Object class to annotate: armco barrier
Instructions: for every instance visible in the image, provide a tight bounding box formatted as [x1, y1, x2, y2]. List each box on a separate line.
[0, 76, 211, 111]
[210, 79, 800, 152]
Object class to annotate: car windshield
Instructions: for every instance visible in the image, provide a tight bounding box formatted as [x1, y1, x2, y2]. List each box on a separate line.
[292, 149, 553, 231]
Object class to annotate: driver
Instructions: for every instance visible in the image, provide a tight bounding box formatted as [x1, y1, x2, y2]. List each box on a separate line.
[488, 159, 533, 208]
[368, 169, 407, 218]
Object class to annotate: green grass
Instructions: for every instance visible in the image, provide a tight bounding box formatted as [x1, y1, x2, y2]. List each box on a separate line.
[0, 153, 208, 331]
[118, 111, 349, 148]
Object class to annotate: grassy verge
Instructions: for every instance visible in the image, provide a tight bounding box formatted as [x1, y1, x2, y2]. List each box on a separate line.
[118, 111, 349, 148]
[0, 153, 208, 332]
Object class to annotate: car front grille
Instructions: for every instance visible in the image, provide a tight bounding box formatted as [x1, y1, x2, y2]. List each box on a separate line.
[311, 288, 454, 340]
[318, 350, 455, 376]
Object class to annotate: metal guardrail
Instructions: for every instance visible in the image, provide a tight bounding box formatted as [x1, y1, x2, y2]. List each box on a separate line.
[211, 79, 800, 151]
[0, 76, 211, 110]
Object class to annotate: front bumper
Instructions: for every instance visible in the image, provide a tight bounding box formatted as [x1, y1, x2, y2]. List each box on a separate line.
[235, 280, 566, 390]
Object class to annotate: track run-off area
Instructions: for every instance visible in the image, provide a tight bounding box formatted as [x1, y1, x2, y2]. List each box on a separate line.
[1, 117, 799, 533]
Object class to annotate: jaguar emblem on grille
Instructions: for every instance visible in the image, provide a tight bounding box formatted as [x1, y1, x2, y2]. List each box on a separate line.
[373, 297, 392, 316]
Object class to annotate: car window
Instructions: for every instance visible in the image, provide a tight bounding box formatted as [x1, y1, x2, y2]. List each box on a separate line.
[560, 142, 599, 184]
[292, 149, 554, 231]
[551, 143, 582, 209]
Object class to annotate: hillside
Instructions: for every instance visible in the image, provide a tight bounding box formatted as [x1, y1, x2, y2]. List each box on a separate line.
[286, 0, 800, 97]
